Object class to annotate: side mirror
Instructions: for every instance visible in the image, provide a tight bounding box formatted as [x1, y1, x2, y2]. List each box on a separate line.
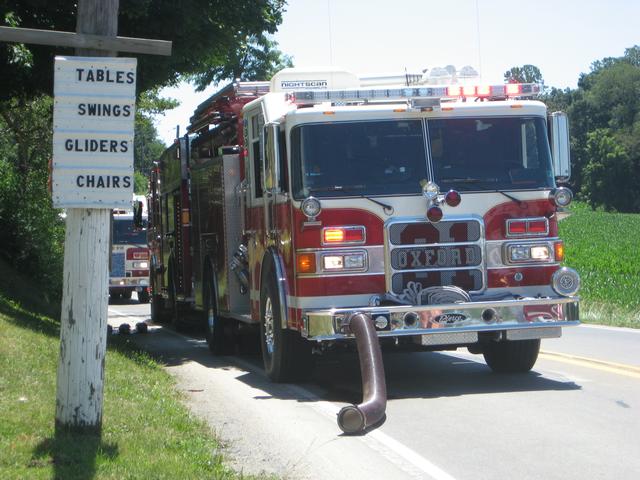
[549, 112, 571, 182]
[133, 200, 144, 229]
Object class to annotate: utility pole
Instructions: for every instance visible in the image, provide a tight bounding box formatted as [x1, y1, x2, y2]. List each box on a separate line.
[54, 0, 119, 433]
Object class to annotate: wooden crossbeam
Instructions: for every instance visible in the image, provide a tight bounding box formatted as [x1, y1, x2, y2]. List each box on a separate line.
[0, 25, 172, 56]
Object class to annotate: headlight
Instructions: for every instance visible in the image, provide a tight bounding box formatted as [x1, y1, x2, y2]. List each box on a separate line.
[530, 246, 551, 260]
[550, 187, 573, 207]
[506, 243, 553, 264]
[322, 252, 366, 271]
[301, 196, 321, 220]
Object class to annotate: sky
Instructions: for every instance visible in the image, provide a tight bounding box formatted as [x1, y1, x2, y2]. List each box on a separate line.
[154, 0, 640, 145]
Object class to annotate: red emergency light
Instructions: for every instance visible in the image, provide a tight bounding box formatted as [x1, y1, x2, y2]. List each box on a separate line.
[322, 226, 366, 245]
[127, 248, 149, 260]
[506, 218, 549, 237]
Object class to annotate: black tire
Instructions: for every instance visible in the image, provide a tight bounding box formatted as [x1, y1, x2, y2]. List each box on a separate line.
[150, 294, 164, 323]
[483, 339, 541, 373]
[260, 273, 313, 382]
[138, 290, 150, 304]
[203, 273, 233, 355]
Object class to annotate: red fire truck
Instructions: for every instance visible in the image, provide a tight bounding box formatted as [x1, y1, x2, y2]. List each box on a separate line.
[148, 68, 580, 432]
[109, 195, 151, 303]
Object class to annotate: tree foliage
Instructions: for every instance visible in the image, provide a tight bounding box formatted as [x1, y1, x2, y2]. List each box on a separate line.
[565, 46, 640, 212]
[187, 33, 293, 89]
[504, 64, 543, 84]
[0, 0, 287, 99]
[0, 1, 291, 300]
[507, 47, 640, 212]
[0, 96, 64, 299]
[580, 129, 637, 211]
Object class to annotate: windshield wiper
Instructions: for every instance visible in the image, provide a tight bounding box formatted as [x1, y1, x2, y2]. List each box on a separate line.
[439, 178, 524, 207]
[496, 190, 524, 207]
[309, 185, 394, 214]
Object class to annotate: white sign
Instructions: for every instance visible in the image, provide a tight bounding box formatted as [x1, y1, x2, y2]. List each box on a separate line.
[52, 56, 137, 208]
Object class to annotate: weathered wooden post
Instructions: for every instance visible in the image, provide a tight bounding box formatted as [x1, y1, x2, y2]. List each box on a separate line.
[54, 0, 121, 432]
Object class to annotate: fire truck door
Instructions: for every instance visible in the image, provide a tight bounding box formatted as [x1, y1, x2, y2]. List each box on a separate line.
[162, 191, 177, 290]
[262, 123, 281, 244]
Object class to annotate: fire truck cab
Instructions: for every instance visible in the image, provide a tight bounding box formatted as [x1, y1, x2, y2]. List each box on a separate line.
[149, 68, 579, 429]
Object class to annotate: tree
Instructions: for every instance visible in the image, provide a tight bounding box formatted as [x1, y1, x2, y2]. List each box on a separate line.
[0, 96, 52, 178]
[504, 64, 543, 84]
[580, 129, 638, 212]
[135, 90, 177, 176]
[0, 0, 287, 99]
[187, 33, 293, 89]
[0, 96, 65, 298]
[566, 46, 640, 211]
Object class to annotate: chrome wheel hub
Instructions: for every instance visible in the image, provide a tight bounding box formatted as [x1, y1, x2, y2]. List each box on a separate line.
[264, 297, 275, 355]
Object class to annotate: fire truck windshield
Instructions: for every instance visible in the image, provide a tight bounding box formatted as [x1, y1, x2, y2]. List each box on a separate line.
[291, 116, 555, 199]
[292, 120, 427, 198]
[113, 218, 147, 245]
[429, 116, 555, 192]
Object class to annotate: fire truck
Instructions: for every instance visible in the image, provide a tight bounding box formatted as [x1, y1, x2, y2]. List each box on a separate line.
[148, 68, 579, 432]
[109, 195, 151, 303]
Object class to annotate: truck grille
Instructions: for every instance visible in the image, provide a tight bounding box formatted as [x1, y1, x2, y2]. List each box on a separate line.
[387, 219, 484, 294]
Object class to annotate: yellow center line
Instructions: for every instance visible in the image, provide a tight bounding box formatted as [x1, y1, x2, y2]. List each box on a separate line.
[540, 350, 640, 379]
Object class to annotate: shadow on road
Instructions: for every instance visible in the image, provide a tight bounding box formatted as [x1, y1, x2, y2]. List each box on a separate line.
[124, 324, 581, 408]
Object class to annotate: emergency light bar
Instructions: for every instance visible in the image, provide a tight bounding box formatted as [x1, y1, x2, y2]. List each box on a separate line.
[288, 83, 541, 105]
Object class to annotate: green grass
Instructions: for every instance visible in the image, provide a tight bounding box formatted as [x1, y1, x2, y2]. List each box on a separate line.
[0, 264, 249, 479]
[559, 202, 640, 328]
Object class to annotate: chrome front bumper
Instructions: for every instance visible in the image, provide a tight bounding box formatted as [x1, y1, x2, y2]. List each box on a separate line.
[302, 296, 579, 343]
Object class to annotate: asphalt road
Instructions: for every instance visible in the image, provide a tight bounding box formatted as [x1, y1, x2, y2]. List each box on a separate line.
[108, 297, 640, 480]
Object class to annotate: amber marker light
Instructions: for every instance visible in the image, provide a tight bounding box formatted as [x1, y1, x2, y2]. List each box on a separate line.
[181, 209, 190, 225]
[554, 241, 565, 262]
[297, 253, 316, 274]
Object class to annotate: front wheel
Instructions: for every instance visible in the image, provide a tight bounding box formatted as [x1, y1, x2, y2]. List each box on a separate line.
[260, 276, 313, 382]
[483, 339, 541, 373]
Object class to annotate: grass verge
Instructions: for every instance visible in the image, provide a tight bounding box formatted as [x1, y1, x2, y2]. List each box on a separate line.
[0, 282, 241, 479]
[559, 202, 640, 328]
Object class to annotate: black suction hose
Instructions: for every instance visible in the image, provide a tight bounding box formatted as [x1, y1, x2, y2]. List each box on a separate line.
[337, 313, 387, 434]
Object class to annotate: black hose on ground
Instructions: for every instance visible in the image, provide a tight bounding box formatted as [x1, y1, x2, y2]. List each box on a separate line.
[337, 313, 387, 434]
